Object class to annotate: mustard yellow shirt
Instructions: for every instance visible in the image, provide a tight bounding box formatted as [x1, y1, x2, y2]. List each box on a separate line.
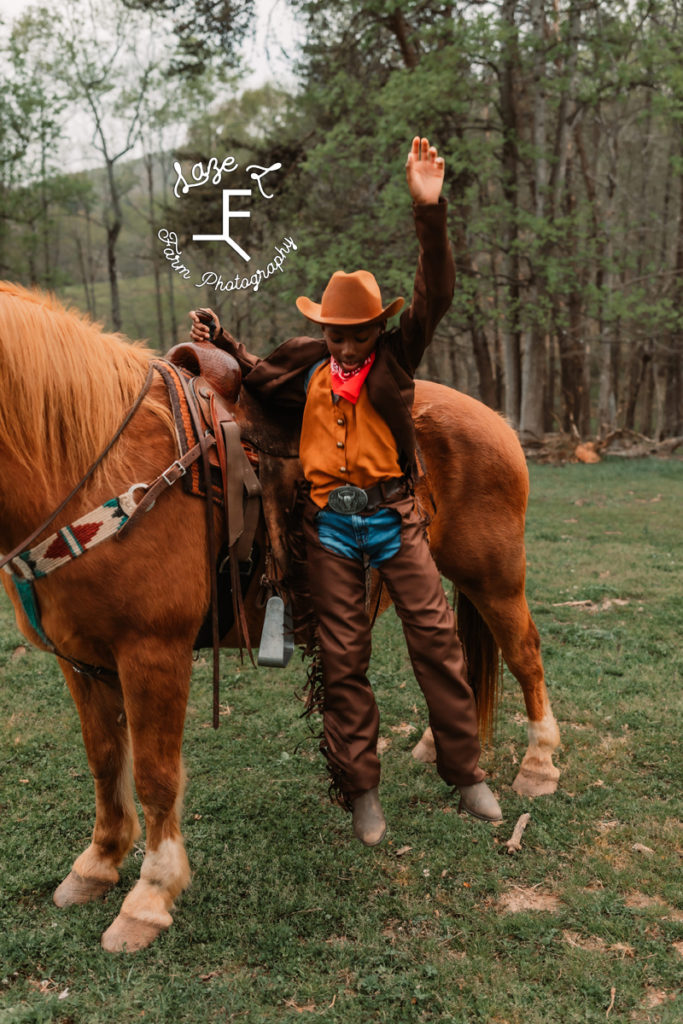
[300, 361, 403, 508]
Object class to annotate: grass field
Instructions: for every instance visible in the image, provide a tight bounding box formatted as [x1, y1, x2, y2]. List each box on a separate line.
[0, 458, 681, 1024]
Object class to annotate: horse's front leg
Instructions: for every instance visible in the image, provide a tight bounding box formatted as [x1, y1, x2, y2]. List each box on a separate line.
[100, 640, 192, 953]
[54, 663, 140, 907]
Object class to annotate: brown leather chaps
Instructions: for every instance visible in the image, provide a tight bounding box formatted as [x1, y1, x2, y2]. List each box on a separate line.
[302, 495, 484, 802]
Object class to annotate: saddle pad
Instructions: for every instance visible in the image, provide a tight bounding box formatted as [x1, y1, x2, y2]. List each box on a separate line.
[155, 361, 224, 504]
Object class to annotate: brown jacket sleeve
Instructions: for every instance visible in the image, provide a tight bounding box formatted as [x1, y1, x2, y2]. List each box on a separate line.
[396, 197, 455, 374]
[214, 327, 261, 376]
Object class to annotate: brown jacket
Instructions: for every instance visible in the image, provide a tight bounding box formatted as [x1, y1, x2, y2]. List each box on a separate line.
[215, 199, 455, 479]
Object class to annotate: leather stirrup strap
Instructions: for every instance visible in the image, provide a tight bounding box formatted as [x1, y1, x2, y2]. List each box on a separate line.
[210, 394, 262, 661]
[215, 413, 262, 559]
[174, 369, 223, 728]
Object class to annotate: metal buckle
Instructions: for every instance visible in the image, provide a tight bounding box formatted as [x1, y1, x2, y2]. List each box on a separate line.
[162, 459, 187, 486]
[327, 484, 369, 515]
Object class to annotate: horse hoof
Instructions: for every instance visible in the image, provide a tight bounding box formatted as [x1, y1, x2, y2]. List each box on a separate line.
[53, 870, 114, 907]
[411, 727, 436, 763]
[101, 913, 167, 953]
[512, 768, 559, 797]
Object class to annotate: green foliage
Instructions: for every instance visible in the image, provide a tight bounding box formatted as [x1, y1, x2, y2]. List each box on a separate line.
[122, 0, 255, 76]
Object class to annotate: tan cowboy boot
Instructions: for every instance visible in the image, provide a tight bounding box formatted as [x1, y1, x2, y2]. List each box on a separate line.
[351, 787, 386, 846]
[457, 782, 502, 822]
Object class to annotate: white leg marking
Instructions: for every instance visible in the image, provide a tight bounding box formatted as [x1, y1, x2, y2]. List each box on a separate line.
[513, 703, 561, 796]
[117, 837, 191, 928]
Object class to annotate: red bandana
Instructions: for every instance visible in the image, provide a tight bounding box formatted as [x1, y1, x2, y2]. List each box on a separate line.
[329, 352, 376, 404]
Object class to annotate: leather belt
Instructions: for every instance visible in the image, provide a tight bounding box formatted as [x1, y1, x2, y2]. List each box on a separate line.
[326, 477, 407, 515]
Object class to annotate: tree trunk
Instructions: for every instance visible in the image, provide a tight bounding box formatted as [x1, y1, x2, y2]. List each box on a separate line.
[595, 119, 620, 436]
[658, 155, 683, 436]
[499, 0, 522, 428]
[145, 153, 165, 350]
[386, 9, 419, 69]
[624, 343, 649, 432]
[167, 263, 178, 345]
[451, 208, 497, 407]
[519, 0, 548, 442]
[446, 328, 460, 391]
[75, 235, 92, 315]
[85, 207, 97, 317]
[554, 143, 590, 435]
[469, 318, 497, 408]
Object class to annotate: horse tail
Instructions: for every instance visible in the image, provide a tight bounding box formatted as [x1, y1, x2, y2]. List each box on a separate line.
[456, 592, 502, 746]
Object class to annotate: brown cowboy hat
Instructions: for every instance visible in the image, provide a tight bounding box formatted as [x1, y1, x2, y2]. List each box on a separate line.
[296, 270, 404, 326]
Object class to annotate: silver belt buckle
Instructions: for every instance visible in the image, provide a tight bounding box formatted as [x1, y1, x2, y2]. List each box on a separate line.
[328, 484, 368, 515]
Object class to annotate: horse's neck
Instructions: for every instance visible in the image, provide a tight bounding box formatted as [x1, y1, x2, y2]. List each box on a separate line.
[0, 446, 55, 553]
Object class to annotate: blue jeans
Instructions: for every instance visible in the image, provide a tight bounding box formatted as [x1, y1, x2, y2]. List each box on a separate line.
[314, 506, 402, 566]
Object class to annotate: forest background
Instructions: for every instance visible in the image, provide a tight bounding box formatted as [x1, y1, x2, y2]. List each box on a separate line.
[2, 0, 683, 445]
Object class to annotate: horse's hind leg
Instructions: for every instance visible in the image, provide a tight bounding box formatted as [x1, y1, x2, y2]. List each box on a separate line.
[100, 640, 192, 953]
[54, 664, 140, 907]
[469, 586, 560, 796]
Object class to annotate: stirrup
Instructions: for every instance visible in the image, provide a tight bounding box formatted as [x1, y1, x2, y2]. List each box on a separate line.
[257, 595, 294, 667]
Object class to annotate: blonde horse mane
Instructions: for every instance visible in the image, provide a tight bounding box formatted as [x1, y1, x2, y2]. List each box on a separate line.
[0, 281, 173, 495]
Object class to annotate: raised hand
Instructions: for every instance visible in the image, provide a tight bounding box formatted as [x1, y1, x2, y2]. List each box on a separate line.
[405, 136, 445, 205]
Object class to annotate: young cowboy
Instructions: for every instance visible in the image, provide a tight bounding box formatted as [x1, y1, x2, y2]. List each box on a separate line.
[189, 136, 502, 845]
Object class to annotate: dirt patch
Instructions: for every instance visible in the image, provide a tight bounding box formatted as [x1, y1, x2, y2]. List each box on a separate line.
[643, 988, 675, 1009]
[629, 988, 678, 1022]
[632, 843, 655, 856]
[624, 892, 667, 910]
[552, 597, 629, 613]
[389, 722, 416, 736]
[563, 931, 635, 957]
[497, 886, 561, 913]
[596, 818, 620, 832]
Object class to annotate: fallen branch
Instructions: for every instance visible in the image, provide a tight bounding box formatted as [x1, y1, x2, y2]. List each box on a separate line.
[606, 986, 616, 1017]
[503, 812, 531, 854]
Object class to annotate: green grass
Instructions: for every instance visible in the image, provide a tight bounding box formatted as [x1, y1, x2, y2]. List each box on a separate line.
[1, 459, 681, 1023]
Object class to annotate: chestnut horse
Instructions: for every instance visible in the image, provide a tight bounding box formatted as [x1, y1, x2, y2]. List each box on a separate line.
[0, 282, 559, 953]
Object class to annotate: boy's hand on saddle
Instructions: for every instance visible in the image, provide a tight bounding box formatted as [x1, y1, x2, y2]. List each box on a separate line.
[406, 136, 445, 205]
[189, 308, 220, 343]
